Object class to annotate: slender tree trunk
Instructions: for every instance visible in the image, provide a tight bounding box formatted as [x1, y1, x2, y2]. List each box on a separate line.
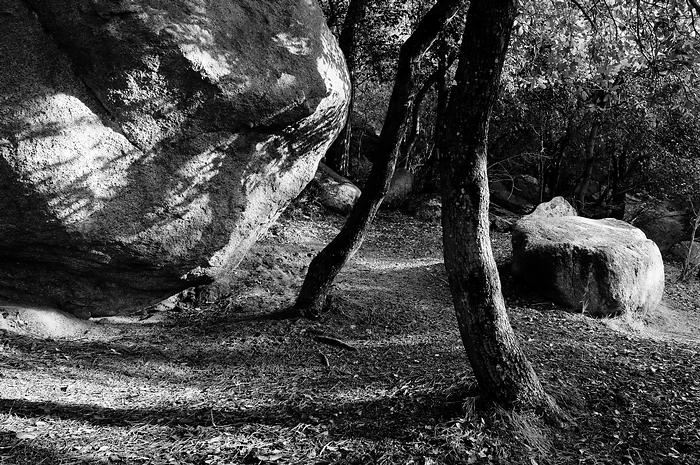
[543, 120, 573, 200]
[324, 0, 366, 176]
[290, 0, 463, 318]
[681, 203, 700, 281]
[420, 44, 452, 193]
[400, 67, 444, 168]
[608, 151, 628, 219]
[575, 122, 600, 207]
[439, 0, 558, 413]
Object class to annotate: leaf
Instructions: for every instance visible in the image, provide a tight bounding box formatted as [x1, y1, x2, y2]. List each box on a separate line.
[15, 431, 38, 440]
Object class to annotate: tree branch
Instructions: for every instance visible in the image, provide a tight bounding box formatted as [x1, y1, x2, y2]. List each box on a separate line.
[569, 0, 598, 31]
[688, 0, 700, 16]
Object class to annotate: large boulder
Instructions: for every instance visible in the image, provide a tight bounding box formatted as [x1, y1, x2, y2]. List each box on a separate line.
[512, 198, 664, 317]
[0, 0, 350, 317]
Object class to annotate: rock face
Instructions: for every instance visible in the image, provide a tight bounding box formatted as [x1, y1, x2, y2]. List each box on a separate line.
[512, 198, 664, 317]
[311, 163, 361, 214]
[0, 0, 350, 317]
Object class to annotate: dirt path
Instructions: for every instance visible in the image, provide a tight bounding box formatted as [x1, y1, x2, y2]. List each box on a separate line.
[1, 207, 699, 464]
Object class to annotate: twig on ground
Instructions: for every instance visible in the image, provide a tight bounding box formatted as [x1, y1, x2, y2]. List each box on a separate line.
[317, 351, 330, 366]
[312, 335, 358, 352]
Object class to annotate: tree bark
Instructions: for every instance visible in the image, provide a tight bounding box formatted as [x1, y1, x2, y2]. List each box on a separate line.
[574, 122, 600, 207]
[419, 43, 452, 193]
[324, 0, 366, 176]
[439, 0, 558, 413]
[543, 119, 573, 200]
[290, 0, 463, 318]
[400, 66, 444, 168]
[608, 150, 628, 219]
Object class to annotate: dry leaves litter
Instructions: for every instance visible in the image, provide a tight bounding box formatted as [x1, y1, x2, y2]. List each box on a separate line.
[1, 202, 699, 464]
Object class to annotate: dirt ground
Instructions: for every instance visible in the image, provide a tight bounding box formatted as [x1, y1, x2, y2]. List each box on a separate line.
[1, 202, 699, 464]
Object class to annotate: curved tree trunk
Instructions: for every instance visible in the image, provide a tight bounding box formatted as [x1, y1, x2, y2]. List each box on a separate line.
[439, 0, 558, 413]
[290, 0, 463, 318]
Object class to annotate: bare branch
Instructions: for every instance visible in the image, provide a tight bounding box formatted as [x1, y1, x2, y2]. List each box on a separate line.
[602, 0, 619, 39]
[569, 0, 598, 31]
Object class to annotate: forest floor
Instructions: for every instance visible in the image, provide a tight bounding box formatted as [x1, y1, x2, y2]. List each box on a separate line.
[1, 200, 699, 465]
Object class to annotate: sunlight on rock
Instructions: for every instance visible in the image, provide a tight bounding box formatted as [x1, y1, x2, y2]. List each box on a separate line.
[276, 72, 298, 89]
[273, 33, 312, 56]
[316, 31, 350, 106]
[16, 93, 140, 224]
[180, 43, 234, 82]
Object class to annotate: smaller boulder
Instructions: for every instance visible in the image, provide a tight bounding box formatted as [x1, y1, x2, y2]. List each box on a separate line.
[311, 163, 361, 214]
[513, 199, 664, 317]
[383, 168, 415, 208]
[513, 174, 541, 203]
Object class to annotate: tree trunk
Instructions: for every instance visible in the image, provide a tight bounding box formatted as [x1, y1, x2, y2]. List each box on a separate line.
[608, 150, 628, 219]
[439, 0, 557, 413]
[575, 122, 600, 207]
[324, 0, 366, 176]
[400, 66, 445, 169]
[290, 0, 463, 318]
[420, 43, 452, 193]
[543, 119, 573, 200]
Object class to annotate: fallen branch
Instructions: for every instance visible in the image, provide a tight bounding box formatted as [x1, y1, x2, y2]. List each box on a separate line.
[312, 334, 358, 352]
[317, 351, 330, 367]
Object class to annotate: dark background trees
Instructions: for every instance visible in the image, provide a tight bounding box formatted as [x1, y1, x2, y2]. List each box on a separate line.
[319, 0, 700, 218]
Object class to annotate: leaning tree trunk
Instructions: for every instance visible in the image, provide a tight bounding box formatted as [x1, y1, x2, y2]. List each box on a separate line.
[439, 0, 558, 413]
[289, 0, 463, 318]
[324, 0, 366, 176]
